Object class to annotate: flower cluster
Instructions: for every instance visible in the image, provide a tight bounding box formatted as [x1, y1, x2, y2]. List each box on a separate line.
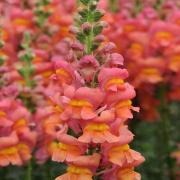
[0, 98, 36, 166]
[102, 0, 180, 121]
[0, 0, 144, 179]
[48, 0, 144, 179]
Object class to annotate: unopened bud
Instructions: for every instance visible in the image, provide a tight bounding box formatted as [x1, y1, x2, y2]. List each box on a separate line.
[69, 26, 79, 34]
[71, 42, 84, 51]
[94, 35, 105, 42]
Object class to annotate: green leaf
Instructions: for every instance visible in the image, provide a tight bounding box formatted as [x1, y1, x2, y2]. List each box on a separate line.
[79, 9, 89, 18]
[0, 57, 4, 66]
[80, 0, 91, 5]
[93, 10, 104, 21]
[93, 25, 103, 36]
[28, 66, 35, 75]
[92, 42, 99, 51]
[18, 69, 26, 77]
[76, 32, 85, 43]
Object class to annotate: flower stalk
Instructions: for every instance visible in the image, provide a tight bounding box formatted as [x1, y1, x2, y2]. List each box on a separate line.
[26, 160, 32, 180]
[18, 32, 35, 88]
[157, 84, 176, 180]
[76, 0, 104, 54]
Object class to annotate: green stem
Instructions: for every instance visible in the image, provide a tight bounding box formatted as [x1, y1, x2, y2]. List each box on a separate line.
[24, 69, 32, 88]
[44, 161, 52, 180]
[85, 2, 94, 54]
[26, 160, 32, 180]
[157, 84, 175, 180]
[86, 29, 94, 54]
[133, 0, 143, 17]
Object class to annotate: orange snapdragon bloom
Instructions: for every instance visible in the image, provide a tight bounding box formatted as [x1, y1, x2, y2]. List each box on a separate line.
[61, 86, 104, 120]
[78, 122, 119, 143]
[103, 167, 141, 180]
[150, 22, 180, 48]
[52, 59, 76, 86]
[169, 54, 180, 72]
[55, 165, 93, 180]
[114, 100, 139, 121]
[12, 18, 32, 29]
[0, 143, 31, 167]
[48, 141, 81, 162]
[134, 67, 163, 87]
[127, 42, 144, 59]
[48, 133, 83, 163]
[0, 145, 21, 166]
[55, 153, 100, 180]
[116, 168, 141, 180]
[108, 144, 145, 167]
[0, 28, 9, 41]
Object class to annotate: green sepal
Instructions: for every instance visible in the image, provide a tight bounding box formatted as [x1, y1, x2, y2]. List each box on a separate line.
[93, 10, 104, 21]
[80, 0, 91, 5]
[18, 69, 26, 77]
[93, 25, 103, 36]
[76, 32, 85, 43]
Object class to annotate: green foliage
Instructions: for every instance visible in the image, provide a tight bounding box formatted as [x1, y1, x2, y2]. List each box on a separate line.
[93, 25, 103, 36]
[18, 32, 35, 88]
[130, 101, 180, 180]
[18, 93, 36, 113]
[75, 0, 104, 54]
[0, 161, 67, 180]
[0, 27, 5, 65]
[34, 0, 52, 28]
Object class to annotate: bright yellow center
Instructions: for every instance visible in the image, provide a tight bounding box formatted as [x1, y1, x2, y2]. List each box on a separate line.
[0, 147, 17, 155]
[0, 29, 9, 41]
[0, 111, 6, 117]
[58, 143, 69, 151]
[13, 18, 31, 27]
[111, 144, 130, 152]
[49, 142, 79, 153]
[155, 31, 173, 40]
[171, 55, 180, 63]
[130, 43, 143, 53]
[56, 69, 70, 78]
[105, 78, 124, 90]
[17, 143, 29, 150]
[69, 100, 92, 107]
[118, 168, 134, 175]
[142, 68, 160, 76]
[115, 100, 132, 109]
[18, 79, 26, 85]
[85, 123, 109, 132]
[13, 119, 26, 129]
[53, 105, 63, 114]
[0, 143, 29, 156]
[33, 56, 43, 63]
[67, 165, 92, 175]
[123, 24, 135, 33]
[42, 70, 54, 78]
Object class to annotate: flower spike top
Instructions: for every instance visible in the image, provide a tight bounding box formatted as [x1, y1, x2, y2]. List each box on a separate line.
[53, 0, 144, 180]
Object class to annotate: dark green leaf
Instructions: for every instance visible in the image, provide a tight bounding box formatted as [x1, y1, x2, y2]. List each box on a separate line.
[93, 10, 104, 21]
[80, 0, 90, 5]
[93, 25, 103, 36]
[76, 32, 85, 43]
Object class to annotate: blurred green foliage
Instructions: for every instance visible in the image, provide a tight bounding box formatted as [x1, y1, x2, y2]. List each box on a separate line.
[131, 101, 180, 180]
